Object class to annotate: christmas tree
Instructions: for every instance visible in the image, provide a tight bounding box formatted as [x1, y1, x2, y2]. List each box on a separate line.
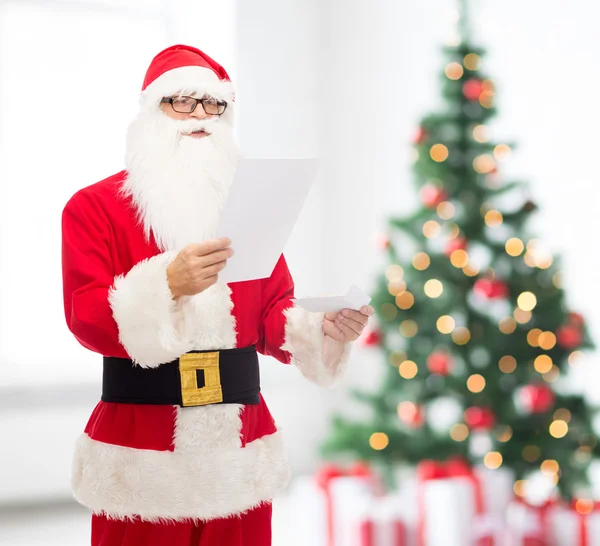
[322, 1, 596, 499]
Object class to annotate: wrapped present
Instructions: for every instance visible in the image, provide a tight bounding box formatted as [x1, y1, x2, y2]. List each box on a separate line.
[358, 495, 409, 546]
[547, 500, 600, 546]
[416, 458, 514, 546]
[503, 497, 555, 546]
[287, 462, 378, 546]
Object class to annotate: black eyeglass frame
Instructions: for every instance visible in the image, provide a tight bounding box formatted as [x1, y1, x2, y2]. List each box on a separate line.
[160, 96, 228, 115]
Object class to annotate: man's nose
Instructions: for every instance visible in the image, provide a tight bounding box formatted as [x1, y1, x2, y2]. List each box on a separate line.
[189, 107, 214, 120]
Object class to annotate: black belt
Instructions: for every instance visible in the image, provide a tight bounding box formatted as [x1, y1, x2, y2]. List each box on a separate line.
[102, 346, 260, 407]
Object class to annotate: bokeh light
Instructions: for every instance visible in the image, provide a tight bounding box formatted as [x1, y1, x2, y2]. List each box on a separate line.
[534, 355, 553, 374]
[430, 144, 449, 162]
[423, 220, 442, 238]
[445, 62, 464, 80]
[517, 292, 537, 311]
[484, 209, 503, 227]
[522, 445, 541, 462]
[484, 451, 503, 469]
[399, 360, 418, 379]
[463, 53, 480, 70]
[506, 238, 524, 256]
[473, 124, 488, 142]
[514, 308, 532, 324]
[450, 424, 469, 441]
[549, 420, 569, 438]
[424, 279, 444, 298]
[450, 249, 469, 268]
[499, 317, 517, 334]
[494, 144, 512, 161]
[396, 291, 415, 310]
[467, 373, 485, 392]
[437, 201, 456, 220]
[499, 356, 517, 373]
[369, 432, 389, 450]
[437, 315, 456, 334]
[413, 252, 431, 270]
[527, 328, 543, 347]
[453, 327, 471, 345]
[400, 320, 418, 338]
[474, 155, 496, 174]
[538, 332, 557, 350]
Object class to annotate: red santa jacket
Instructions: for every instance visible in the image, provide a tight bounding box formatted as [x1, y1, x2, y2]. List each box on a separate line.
[61, 171, 351, 522]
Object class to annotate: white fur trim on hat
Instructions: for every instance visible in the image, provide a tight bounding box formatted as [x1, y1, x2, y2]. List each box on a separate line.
[282, 305, 352, 388]
[141, 65, 235, 108]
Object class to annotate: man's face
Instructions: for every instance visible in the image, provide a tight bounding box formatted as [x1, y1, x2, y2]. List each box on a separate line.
[159, 94, 223, 138]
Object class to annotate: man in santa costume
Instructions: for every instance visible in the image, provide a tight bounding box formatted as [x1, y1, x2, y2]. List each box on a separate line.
[61, 44, 373, 545]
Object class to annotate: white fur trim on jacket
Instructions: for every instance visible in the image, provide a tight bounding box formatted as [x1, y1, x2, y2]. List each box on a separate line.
[282, 305, 352, 388]
[108, 251, 195, 367]
[141, 66, 235, 108]
[71, 429, 290, 522]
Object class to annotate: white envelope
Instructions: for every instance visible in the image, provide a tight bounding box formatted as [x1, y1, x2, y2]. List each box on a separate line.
[293, 285, 371, 313]
[215, 157, 320, 283]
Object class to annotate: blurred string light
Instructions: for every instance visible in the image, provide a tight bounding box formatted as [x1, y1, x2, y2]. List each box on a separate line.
[484, 451, 503, 469]
[453, 327, 471, 345]
[474, 154, 496, 174]
[553, 272, 562, 288]
[430, 144, 449, 162]
[388, 280, 407, 296]
[448, 224, 461, 239]
[569, 351, 583, 366]
[543, 365, 560, 383]
[540, 459, 560, 476]
[499, 317, 517, 334]
[499, 356, 517, 373]
[400, 320, 418, 337]
[513, 480, 526, 496]
[479, 81, 495, 108]
[467, 373, 485, 392]
[514, 308, 532, 324]
[517, 291, 537, 311]
[576, 500, 594, 515]
[463, 53, 480, 70]
[497, 426, 513, 442]
[534, 355, 553, 374]
[380, 303, 398, 321]
[538, 332, 557, 350]
[424, 279, 444, 298]
[450, 249, 469, 268]
[506, 237, 525, 256]
[549, 420, 569, 438]
[399, 360, 418, 379]
[396, 291, 415, 310]
[369, 432, 389, 450]
[554, 409, 571, 422]
[484, 209, 503, 227]
[413, 252, 431, 270]
[473, 124, 488, 142]
[385, 265, 404, 281]
[423, 220, 442, 238]
[437, 315, 456, 334]
[494, 144, 512, 161]
[450, 423, 469, 441]
[437, 201, 456, 220]
[389, 351, 407, 366]
[527, 329, 543, 347]
[445, 62, 464, 80]
[523, 445, 541, 462]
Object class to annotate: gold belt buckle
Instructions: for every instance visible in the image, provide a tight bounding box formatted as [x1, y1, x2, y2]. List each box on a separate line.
[179, 352, 223, 407]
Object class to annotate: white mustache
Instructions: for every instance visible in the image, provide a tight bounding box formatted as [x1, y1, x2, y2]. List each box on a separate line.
[174, 118, 221, 134]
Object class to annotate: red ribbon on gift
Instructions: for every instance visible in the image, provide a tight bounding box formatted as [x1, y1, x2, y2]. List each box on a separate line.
[316, 462, 373, 546]
[513, 497, 556, 545]
[417, 458, 485, 546]
[359, 517, 406, 546]
[569, 499, 600, 546]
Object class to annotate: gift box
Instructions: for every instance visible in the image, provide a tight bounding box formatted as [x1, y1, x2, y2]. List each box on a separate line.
[358, 495, 409, 546]
[287, 462, 377, 546]
[503, 497, 554, 546]
[547, 500, 600, 546]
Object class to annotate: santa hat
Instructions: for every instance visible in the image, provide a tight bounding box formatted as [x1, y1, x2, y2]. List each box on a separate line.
[140, 44, 235, 109]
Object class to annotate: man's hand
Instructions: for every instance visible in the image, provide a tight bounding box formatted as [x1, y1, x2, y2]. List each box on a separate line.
[322, 305, 375, 343]
[167, 237, 234, 299]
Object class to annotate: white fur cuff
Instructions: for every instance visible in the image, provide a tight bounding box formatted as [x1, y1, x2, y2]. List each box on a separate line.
[108, 252, 194, 367]
[281, 305, 352, 388]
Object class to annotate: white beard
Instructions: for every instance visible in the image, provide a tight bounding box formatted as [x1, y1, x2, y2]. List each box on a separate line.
[123, 109, 240, 252]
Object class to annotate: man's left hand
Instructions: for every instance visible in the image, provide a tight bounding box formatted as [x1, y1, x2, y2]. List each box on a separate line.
[322, 305, 375, 343]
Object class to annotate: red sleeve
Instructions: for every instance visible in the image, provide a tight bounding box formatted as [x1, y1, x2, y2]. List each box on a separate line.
[256, 255, 295, 364]
[61, 191, 128, 358]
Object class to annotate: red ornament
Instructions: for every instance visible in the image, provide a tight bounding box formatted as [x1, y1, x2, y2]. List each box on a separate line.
[463, 79, 484, 101]
[557, 325, 582, 349]
[421, 184, 448, 208]
[519, 384, 555, 414]
[445, 237, 468, 256]
[361, 328, 382, 347]
[413, 126, 429, 145]
[568, 312, 585, 328]
[464, 407, 496, 431]
[473, 278, 509, 299]
[398, 401, 425, 428]
[427, 352, 452, 375]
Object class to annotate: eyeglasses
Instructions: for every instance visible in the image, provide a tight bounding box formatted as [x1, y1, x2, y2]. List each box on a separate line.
[160, 96, 228, 116]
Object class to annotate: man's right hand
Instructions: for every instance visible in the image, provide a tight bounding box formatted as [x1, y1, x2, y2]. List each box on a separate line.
[166, 237, 234, 299]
